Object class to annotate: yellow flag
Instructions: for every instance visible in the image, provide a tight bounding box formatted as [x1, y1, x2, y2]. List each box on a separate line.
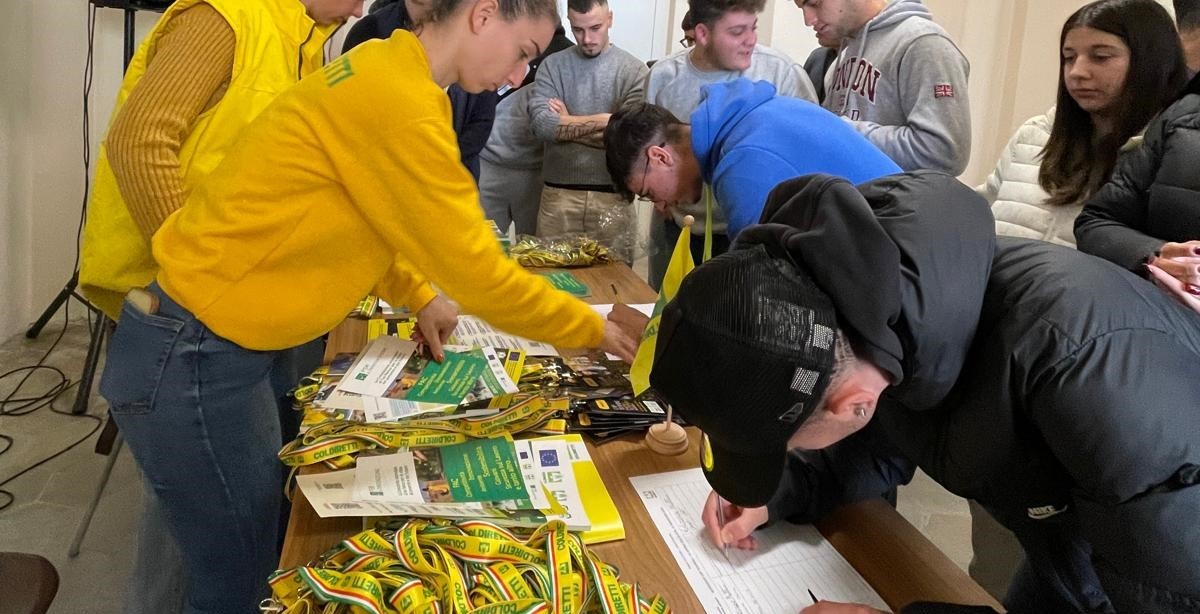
[630, 220, 695, 395]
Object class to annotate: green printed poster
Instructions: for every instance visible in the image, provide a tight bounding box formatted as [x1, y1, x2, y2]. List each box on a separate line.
[440, 438, 527, 502]
[405, 349, 488, 404]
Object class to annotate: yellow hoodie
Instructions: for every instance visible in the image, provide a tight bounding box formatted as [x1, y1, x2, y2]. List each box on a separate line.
[154, 30, 604, 351]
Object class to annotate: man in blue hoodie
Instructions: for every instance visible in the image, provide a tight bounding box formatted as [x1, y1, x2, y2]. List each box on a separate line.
[604, 79, 899, 238]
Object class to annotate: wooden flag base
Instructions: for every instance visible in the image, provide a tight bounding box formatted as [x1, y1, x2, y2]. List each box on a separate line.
[645, 422, 689, 456]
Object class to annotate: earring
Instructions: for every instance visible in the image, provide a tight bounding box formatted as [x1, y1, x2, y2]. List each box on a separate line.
[854, 405, 867, 419]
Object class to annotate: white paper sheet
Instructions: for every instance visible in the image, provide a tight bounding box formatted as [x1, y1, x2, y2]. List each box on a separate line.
[514, 439, 590, 529]
[452, 316, 559, 356]
[296, 469, 492, 519]
[336, 336, 414, 397]
[353, 451, 424, 503]
[588, 303, 656, 319]
[630, 468, 887, 613]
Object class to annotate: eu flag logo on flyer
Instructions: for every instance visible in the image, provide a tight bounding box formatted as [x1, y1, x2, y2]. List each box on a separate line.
[323, 57, 355, 88]
[539, 449, 560, 467]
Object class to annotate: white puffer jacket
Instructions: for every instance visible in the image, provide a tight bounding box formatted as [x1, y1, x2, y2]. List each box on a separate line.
[976, 110, 1082, 247]
[977, 109, 1142, 248]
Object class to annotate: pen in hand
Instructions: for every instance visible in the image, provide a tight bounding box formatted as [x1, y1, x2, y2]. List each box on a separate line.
[715, 495, 731, 563]
[808, 588, 818, 604]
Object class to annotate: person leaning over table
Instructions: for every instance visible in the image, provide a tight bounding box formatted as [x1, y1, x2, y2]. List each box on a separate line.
[97, 1, 638, 612]
[609, 171, 1200, 613]
[604, 79, 898, 241]
[76, 1, 365, 612]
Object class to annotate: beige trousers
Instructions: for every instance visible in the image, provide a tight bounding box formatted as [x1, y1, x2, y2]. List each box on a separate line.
[536, 186, 635, 262]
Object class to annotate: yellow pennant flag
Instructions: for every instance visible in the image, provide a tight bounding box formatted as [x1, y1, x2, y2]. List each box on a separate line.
[630, 217, 696, 395]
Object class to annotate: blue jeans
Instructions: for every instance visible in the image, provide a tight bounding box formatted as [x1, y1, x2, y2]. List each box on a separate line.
[122, 334, 325, 614]
[101, 283, 285, 614]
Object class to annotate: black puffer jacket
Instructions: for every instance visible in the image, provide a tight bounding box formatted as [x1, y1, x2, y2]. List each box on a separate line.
[744, 172, 1200, 613]
[1075, 89, 1200, 271]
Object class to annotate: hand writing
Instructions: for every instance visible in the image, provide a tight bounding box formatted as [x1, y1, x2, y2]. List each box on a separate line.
[701, 490, 768, 551]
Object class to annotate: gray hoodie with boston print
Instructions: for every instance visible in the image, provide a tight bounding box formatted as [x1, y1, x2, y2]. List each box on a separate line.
[822, 0, 971, 175]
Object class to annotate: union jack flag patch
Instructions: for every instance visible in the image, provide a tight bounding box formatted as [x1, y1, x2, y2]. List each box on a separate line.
[934, 83, 954, 98]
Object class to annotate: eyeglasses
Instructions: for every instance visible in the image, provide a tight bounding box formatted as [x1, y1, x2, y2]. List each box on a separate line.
[635, 141, 666, 201]
[679, 36, 695, 48]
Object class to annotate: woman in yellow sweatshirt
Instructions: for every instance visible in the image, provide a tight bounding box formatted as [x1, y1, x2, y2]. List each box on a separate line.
[98, 0, 637, 611]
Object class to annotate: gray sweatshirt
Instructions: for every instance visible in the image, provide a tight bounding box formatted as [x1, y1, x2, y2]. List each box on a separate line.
[645, 44, 817, 234]
[529, 45, 648, 188]
[824, 0, 971, 174]
[481, 87, 542, 171]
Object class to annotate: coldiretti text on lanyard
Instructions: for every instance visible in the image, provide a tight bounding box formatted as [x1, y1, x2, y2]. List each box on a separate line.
[279, 395, 569, 470]
[263, 518, 672, 614]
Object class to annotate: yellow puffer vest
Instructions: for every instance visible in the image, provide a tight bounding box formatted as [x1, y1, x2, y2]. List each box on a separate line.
[80, 0, 335, 318]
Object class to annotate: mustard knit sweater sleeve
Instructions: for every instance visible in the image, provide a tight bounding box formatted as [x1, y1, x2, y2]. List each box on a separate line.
[106, 3, 235, 239]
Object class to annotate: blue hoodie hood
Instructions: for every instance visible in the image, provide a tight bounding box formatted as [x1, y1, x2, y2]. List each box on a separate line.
[691, 79, 778, 181]
[687, 79, 900, 237]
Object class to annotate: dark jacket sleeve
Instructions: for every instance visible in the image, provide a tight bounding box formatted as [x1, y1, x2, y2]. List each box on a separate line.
[342, 2, 407, 53]
[766, 421, 915, 524]
[450, 86, 498, 182]
[1074, 106, 1170, 273]
[342, 12, 384, 53]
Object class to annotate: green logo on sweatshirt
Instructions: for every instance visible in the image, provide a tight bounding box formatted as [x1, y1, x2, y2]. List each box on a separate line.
[323, 57, 355, 88]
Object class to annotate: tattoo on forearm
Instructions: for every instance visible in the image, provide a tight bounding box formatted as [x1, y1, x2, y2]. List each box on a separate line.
[555, 121, 606, 144]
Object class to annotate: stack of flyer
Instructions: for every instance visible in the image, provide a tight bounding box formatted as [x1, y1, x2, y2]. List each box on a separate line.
[296, 434, 624, 544]
[313, 336, 525, 424]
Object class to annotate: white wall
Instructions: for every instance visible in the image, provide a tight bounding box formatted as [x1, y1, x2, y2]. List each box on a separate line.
[557, 0, 671, 62]
[1, 2, 160, 338]
[1, 1, 33, 339]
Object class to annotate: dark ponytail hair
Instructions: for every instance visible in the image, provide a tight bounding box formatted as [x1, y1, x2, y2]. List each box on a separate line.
[1039, 0, 1187, 206]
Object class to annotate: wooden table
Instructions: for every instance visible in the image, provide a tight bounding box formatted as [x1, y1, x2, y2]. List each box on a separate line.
[281, 263, 1002, 612]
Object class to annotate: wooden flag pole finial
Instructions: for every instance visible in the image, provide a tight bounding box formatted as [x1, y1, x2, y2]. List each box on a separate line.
[645, 404, 688, 456]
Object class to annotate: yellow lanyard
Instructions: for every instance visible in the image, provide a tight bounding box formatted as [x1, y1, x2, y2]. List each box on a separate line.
[265, 520, 672, 614]
[280, 397, 569, 469]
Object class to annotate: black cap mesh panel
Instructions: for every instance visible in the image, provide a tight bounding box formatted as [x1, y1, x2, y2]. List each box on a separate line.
[650, 245, 840, 457]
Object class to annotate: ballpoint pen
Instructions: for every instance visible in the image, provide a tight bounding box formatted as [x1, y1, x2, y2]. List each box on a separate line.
[808, 588, 819, 604]
[715, 495, 731, 563]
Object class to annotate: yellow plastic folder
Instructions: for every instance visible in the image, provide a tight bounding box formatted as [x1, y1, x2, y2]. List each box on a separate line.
[533, 433, 625, 544]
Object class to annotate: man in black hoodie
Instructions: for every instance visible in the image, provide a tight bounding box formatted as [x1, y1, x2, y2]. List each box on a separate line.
[642, 172, 1200, 613]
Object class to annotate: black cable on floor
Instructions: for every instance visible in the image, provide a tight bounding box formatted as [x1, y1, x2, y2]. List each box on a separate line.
[0, 2, 104, 514]
[0, 301, 104, 512]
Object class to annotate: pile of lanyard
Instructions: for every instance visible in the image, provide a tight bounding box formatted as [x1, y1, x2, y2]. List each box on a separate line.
[279, 396, 569, 470]
[510, 236, 612, 268]
[264, 519, 671, 614]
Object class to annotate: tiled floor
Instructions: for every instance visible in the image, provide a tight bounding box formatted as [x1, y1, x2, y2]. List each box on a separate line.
[0, 314, 977, 613]
[0, 316, 141, 613]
